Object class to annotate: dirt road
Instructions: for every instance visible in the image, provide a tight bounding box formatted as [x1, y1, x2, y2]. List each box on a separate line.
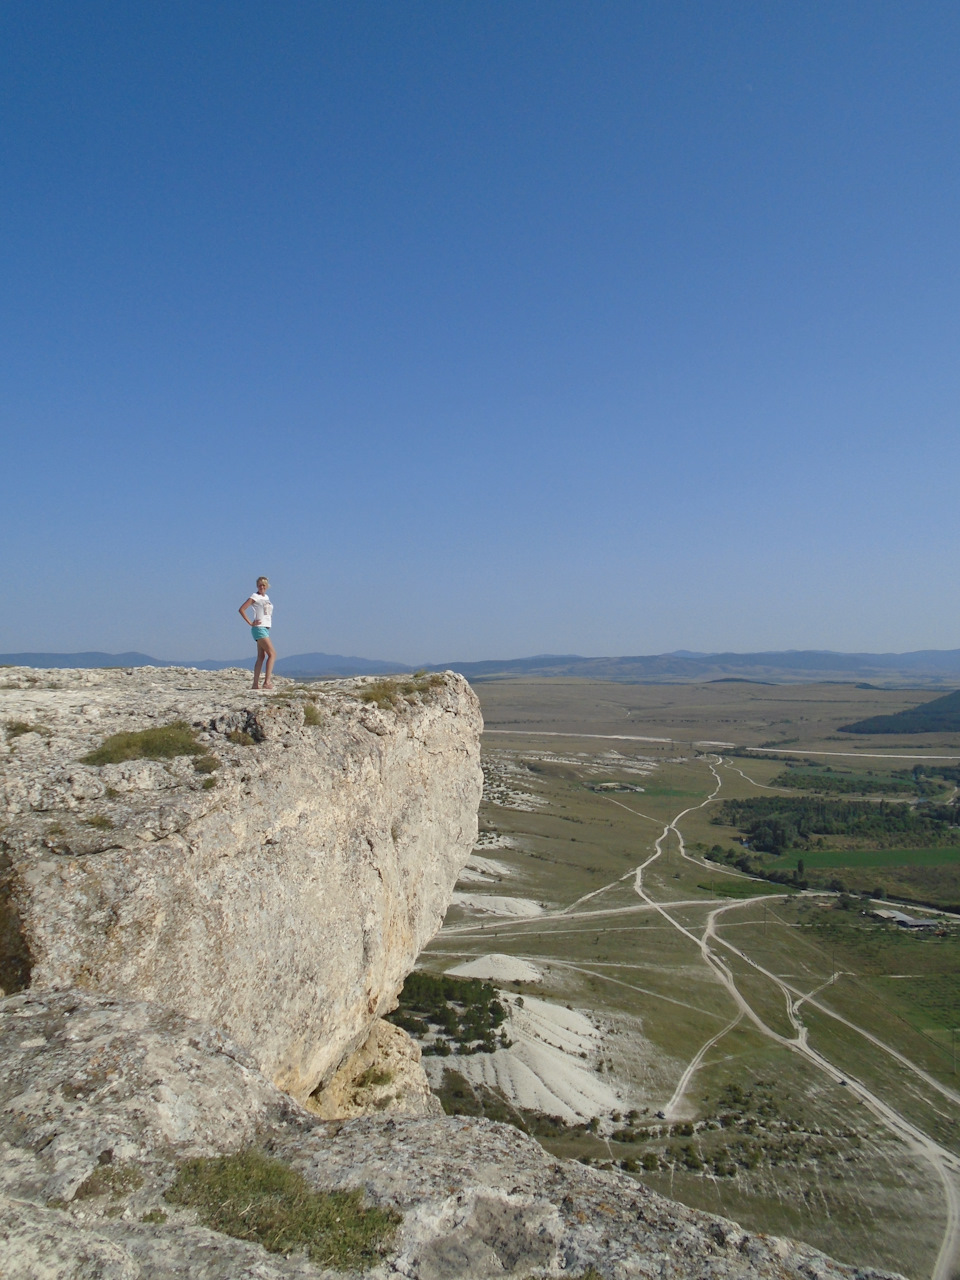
[624, 755, 960, 1280]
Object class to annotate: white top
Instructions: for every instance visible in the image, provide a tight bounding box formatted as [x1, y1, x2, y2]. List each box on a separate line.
[250, 593, 273, 627]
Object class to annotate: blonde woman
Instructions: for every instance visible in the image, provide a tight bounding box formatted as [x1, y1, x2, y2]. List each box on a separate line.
[239, 576, 276, 690]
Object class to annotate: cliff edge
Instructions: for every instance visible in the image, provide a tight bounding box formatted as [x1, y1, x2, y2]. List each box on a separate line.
[0, 666, 482, 1100]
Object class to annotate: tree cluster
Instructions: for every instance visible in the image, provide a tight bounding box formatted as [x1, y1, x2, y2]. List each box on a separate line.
[714, 795, 959, 855]
[387, 970, 510, 1055]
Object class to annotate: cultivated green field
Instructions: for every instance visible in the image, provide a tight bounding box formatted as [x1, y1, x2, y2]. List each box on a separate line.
[798, 848, 960, 869]
[414, 678, 960, 1280]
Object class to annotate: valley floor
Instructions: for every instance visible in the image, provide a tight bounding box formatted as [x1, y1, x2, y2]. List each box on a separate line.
[416, 679, 960, 1280]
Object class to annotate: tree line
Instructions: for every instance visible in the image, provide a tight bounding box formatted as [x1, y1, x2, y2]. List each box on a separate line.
[714, 795, 960, 855]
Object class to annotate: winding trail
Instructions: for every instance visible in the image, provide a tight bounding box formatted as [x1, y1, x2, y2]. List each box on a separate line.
[662, 1009, 744, 1119]
[746, 748, 960, 762]
[619, 752, 960, 1280]
[445, 745, 960, 1276]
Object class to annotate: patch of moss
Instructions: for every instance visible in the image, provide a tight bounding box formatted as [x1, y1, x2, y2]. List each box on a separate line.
[356, 1066, 393, 1088]
[201, 777, 218, 790]
[140, 1209, 167, 1224]
[520, 1270, 603, 1280]
[164, 1149, 398, 1269]
[6, 720, 49, 738]
[82, 815, 115, 830]
[75, 1160, 144, 1200]
[82, 721, 204, 767]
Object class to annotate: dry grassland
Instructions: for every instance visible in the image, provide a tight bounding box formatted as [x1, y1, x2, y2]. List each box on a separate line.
[417, 678, 960, 1280]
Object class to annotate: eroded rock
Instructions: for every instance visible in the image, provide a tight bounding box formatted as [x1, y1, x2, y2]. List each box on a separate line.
[0, 989, 902, 1280]
[307, 1018, 442, 1120]
[0, 667, 482, 1099]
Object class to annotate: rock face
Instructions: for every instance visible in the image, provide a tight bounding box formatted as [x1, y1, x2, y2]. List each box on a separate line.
[306, 1017, 442, 1120]
[0, 989, 902, 1280]
[0, 667, 482, 1099]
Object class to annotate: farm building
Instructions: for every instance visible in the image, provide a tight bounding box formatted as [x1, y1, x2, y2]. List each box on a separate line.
[869, 909, 938, 929]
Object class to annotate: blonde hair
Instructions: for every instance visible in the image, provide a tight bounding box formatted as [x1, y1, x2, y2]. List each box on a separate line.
[257, 576, 269, 590]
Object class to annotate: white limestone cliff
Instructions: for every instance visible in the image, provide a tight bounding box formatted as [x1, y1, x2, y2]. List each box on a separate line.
[0, 666, 482, 1100]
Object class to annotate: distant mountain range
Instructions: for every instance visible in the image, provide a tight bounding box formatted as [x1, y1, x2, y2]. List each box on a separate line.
[4, 647, 960, 685]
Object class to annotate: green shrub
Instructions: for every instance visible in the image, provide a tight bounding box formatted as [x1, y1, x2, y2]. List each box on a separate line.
[193, 754, 219, 774]
[164, 1150, 398, 1269]
[227, 729, 255, 746]
[386, 969, 507, 1055]
[82, 721, 204, 766]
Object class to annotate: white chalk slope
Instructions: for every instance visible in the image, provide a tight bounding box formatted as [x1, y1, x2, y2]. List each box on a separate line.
[446, 954, 543, 984]
[425, 991, 622, 1123]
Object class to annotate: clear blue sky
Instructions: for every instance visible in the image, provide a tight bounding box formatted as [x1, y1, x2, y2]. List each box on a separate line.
[4, 2, 959, 662]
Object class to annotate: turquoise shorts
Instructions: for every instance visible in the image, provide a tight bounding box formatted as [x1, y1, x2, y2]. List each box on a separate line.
[251, 626, 271, 642]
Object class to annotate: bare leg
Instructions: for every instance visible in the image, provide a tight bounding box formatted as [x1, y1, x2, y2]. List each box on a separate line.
[252, 648, 264, 689]
[261, 636, 276, 689]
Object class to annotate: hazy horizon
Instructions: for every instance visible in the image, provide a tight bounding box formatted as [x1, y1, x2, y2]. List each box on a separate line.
[5, 3, 959, 662]
[6, 642, 960, 670]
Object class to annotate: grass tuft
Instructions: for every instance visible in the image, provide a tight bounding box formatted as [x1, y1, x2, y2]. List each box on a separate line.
[356, 1066, 393, 1088]
[82, 721, 204, 766]
[82, 814, 115, 830]
[5, 721, 50, 742]
[358, 672, 445, 710]
[193, 754, 219, 774]
[302, 702, 323, 726]
[164, 1149, 399, 1268]
[227, 729, 255, 746]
